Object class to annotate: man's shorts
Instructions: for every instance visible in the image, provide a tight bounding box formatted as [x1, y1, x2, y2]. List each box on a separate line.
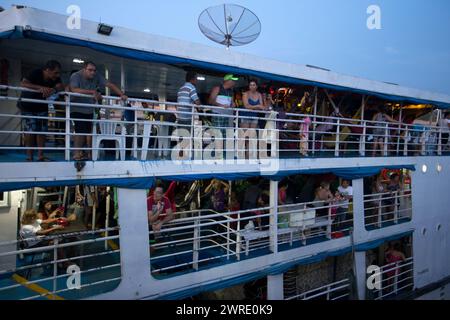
[22, 112, 48, 133]
[71, 112, 94, 134]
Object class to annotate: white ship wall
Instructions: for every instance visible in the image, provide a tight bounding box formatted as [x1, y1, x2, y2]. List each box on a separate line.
[0, 190, 23, 271]
[411, 157, 450, 289]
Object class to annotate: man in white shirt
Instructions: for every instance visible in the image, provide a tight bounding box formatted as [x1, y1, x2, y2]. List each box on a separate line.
[336, 179, 353, 228]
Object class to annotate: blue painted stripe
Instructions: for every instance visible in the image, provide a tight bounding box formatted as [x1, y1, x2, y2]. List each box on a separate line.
[158, 164, 416, 182]
[0, 177, 154, 192]
[0, 164, 414, 192]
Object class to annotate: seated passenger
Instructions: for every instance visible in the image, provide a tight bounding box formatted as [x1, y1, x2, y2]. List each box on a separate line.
[20, 209, 65, 247]
[205, 179, 229, 213]
[38, 201, 65, 220]
[147, 187, 174, 233]
[313, 182, 334, 217]
[67, 193, 86, 223]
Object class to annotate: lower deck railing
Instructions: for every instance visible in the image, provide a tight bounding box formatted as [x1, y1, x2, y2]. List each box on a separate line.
[285, 278, 351, 300]
[0, 227, 121, 300]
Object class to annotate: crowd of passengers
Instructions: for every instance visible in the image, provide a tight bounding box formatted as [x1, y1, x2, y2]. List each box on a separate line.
[18, 169, 408, 263]
[146, 176, 354, 237]
[19, 186, 116, 240]
[17, 60, 450, 161]
[18, 185, 116, 272]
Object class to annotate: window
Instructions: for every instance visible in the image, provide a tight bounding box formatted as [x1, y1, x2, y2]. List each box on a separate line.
[0, 192, 9, 207]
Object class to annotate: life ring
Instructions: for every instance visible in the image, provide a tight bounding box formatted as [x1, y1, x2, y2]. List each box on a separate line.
[381, 168, 401, 181]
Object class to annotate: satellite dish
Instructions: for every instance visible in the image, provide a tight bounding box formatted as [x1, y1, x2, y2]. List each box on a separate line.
[198, 4, 261, 49]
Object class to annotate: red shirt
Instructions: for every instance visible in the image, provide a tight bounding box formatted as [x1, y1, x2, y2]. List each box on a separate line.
[148, 183, 177, 212]
[147, 196, 172, 222]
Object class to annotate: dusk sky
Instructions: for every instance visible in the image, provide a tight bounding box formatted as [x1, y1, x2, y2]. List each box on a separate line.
[1, 0, 449, 95]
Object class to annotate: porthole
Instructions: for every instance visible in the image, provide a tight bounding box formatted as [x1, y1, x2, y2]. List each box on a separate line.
[437, 224, 442, 232]
[421, 165, 428, 173]
[421, 228, 427, 236]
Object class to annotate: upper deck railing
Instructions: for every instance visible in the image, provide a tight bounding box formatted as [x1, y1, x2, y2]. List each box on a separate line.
[0, 85, 448, 163]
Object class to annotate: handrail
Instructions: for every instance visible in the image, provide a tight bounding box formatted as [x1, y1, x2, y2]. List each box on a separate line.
[286, 278, 350, 300]
[1, 84, 446, 162]
[2, 85, 445, 130]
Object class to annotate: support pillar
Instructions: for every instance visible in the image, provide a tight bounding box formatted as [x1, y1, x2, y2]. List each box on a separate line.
[267, 274, 284, 300]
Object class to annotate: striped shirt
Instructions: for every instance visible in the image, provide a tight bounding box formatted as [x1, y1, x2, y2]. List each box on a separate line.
[177, 82, 199, 121]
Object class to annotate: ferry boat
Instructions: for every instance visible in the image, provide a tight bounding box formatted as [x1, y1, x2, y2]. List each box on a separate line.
[0, 5, 449, 300]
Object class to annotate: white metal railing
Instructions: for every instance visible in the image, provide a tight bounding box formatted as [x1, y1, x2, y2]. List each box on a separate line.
[0, 226, 121, 300]
[148, 199, 353, 276]
[0, 85, 447, 162]
[285, 278, 351, 300]
[368, 256, 414, 300]
[364, 190, 412, 229]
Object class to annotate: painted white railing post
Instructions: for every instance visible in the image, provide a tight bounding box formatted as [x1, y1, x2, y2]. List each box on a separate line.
[236, 211, 241, 261]
[105, 186, 111, 251]
[378, 195, 382, 228]
[383, 123, 389, 156]
[226, 217, 230, 260]
[396, 103, 403, 156]
[193, 216, 200, 271]
[234, 109, 239, 159]
[378, 273, 383, 300]
[394, 191, 399, 224]
[394, 262, 399, 294]
[438, 127, 442, 156]
[359, 121, 366, 156]
[189, 106, 195, 160]
[269, 180, 278, 253]
[53, 238, 58, 296]
[327, 206, 332, 239]
[335, 119, 340, 157]
[312, 89, 318, 155]
[92, 187, 97, 231]
[65, 96, 71, 161]
[132, 106, 138, 159]
[421, 128, 426, 156]
[403, 126, 409, 156]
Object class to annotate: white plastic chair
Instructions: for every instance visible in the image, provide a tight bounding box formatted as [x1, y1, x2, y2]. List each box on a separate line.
[92, 120, 126, 161]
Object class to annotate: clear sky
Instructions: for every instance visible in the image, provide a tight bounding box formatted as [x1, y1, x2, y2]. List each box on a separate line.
[1, 0, 449, 95]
